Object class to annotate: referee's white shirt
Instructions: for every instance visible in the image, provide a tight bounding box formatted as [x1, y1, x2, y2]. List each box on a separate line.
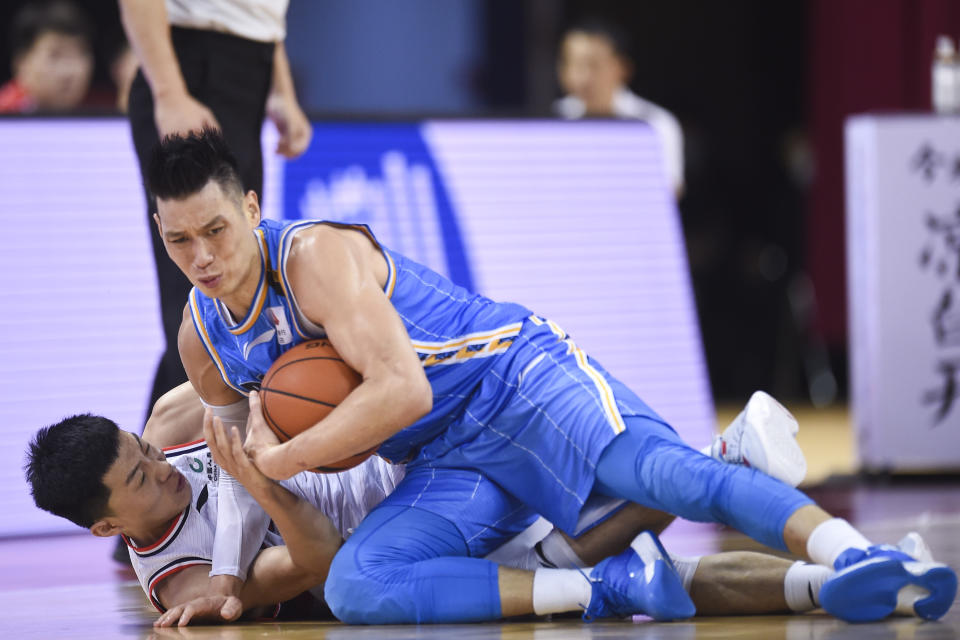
[166, 0, 288, 43]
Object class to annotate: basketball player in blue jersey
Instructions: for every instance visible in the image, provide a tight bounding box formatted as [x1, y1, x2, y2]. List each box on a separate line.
[148, 128, 956, 625]
[28, 383, 882, 626]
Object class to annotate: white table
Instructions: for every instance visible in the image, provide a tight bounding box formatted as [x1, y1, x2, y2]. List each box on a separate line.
[845, 113, 960, 471]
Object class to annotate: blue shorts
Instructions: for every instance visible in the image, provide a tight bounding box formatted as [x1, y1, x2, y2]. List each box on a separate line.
[408, 317, 665, 533]
[376, 465, 539, 557]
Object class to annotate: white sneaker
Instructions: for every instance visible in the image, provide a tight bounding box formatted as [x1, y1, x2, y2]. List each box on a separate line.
[708, 391, 807, 487]
[893, 532, 941, 616]
[897, 532, 934, 563]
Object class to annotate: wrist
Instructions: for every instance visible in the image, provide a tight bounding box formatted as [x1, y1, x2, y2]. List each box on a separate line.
[243, 472, 279, 500]
[152, 82, 190, 103]
[262, 441, 293, 479]
[209, 573, 243, 596]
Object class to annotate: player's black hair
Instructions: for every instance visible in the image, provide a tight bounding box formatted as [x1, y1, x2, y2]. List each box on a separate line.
[562, 17, 634, 63]
[9, 1, 93, 61]
[25, 414, 121, 529]
[146, 127, 245, 202]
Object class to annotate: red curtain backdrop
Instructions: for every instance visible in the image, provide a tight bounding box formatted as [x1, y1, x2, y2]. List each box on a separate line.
[807, 0, 960, 346]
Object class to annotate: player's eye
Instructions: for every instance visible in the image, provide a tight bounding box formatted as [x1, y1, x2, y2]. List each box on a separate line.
[169, 236, 186, 244]
[210, 226, 224, 235]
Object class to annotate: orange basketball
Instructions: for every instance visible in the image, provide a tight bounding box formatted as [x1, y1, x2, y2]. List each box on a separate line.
[260, 339, 376, 473]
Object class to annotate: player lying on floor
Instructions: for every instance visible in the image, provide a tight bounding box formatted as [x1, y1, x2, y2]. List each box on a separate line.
[25, 385, 945, 626]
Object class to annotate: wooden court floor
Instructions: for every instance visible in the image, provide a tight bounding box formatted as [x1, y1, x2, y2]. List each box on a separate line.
[2, 406, 959, 640]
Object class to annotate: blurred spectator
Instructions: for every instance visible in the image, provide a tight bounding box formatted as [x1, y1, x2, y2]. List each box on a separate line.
[554, 19, 684, 196]
[0, 0, 94, 113]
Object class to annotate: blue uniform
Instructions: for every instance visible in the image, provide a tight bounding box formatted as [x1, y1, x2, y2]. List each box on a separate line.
[189, 218, 653, 532]
[190, 218, 812, 623]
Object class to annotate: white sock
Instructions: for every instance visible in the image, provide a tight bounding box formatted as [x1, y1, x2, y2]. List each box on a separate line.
[500, 547, 543, 571]
[532, 568, 594, 615]
[700, 441, 715, 458]
[537, 529, 588, 569]
[490, 532, 587, 572]
[784, 561, 833, 611]
[670, 555, 702, 592]
[806, 518, 871, 567]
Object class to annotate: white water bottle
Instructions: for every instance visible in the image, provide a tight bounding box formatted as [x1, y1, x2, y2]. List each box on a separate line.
[932, 35, 960, 114]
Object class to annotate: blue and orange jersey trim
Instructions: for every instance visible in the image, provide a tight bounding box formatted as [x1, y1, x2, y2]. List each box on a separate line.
[530, 315, 625, 435]
[276, 221, 398, 339]
[277, 220, 322, 340]
[188, 289, 248, 396]
[214, 229, 270, 335]
[412, 322, 523, 367]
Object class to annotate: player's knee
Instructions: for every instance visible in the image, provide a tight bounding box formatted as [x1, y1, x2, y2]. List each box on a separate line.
[325, 542, 415, 624]
[325, 548, 380, 623]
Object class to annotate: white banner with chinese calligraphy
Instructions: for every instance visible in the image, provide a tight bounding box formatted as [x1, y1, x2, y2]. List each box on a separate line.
[846, 114, 960, 471]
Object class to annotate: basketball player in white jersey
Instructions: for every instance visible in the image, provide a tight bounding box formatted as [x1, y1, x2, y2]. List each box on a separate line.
[30, 381, 934, 626]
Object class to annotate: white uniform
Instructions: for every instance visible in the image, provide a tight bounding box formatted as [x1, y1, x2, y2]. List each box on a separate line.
[124, 441, 404, 612]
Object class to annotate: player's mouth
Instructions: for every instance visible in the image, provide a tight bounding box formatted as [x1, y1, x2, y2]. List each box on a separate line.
[198, 275, 222, 289]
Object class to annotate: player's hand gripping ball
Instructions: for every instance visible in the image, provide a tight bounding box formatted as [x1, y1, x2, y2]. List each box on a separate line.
[259, 339, 376, 472]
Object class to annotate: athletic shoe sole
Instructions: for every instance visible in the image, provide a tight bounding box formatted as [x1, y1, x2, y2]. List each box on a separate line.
[740, 395, 807, 487]
[820, 556, 958, 622]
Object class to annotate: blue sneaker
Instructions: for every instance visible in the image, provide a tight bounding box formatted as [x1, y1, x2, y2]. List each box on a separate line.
[820, 545, 958, 622]
[583, 531, 696, 621]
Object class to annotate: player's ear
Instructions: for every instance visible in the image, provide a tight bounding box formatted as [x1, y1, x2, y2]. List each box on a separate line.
[90, 518, 122, 538]
[243, 190, 261, 228]
[152, 212, 162, 234]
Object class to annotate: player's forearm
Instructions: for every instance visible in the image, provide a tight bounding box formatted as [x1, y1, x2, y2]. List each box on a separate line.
[270, 43, 298, 102]
[238, 546, 324, 610]
[270, 373, 430, 476]
[212, 472, 271, 580]
[118, 0, 187, 98]
[247, 481, 342, 577]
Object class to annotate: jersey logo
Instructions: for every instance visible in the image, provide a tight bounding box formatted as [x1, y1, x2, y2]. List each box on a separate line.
[242, 328, 276, 360]
[266, 306, 293, 345]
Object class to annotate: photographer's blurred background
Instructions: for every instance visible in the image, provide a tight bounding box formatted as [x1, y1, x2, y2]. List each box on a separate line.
[2, 6, 960, 636]
[2, 0, 959, 496]
[4, 0, 958, 404]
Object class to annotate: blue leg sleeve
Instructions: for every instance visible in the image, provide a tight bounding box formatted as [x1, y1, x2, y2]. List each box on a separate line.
[325, 505, 503, 624]
[593, 416, 813, 550]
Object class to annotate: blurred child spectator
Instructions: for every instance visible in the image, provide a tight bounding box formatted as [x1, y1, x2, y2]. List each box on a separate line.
[554, 19, 684, 196]
[0, 0, 94, 113]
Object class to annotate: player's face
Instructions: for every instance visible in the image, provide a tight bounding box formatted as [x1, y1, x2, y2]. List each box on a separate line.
[558, 32, 629, 116]
[155, 181, 262, 307]
[101, 431, 191, 542]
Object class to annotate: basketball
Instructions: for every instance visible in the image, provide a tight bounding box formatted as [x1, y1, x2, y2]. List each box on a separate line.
[260, 339, 376, 473]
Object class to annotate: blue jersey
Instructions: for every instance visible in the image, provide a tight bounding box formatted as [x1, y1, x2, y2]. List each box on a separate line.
[189, 218, 532, 462]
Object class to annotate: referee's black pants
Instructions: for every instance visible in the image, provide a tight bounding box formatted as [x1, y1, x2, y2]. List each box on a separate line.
[127, 27, 275, 422]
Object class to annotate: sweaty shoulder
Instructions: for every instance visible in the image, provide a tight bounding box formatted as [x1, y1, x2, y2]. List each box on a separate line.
[177, 303, 243, 406]
[286, 224, 389, 294]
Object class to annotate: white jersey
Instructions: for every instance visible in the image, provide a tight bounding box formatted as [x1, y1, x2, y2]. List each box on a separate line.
[124, 440, 404, 611]
[166, 0, 288, 43]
